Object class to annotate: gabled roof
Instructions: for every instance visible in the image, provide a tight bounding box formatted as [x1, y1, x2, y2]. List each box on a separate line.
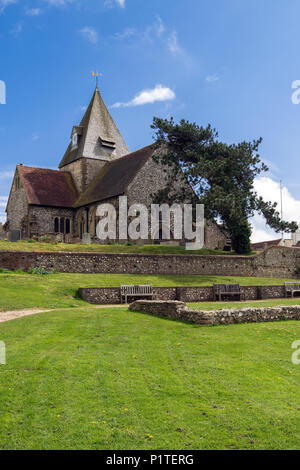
[251, 239, 282, 250]
[59, 87, 129, 168]
[18, 165, 78, 208]
[74, 145, 154, 208]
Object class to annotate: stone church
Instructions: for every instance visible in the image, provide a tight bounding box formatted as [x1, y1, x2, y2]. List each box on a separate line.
[5, 86, 228, 249]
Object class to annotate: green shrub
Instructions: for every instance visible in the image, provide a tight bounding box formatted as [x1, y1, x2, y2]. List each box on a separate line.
[28, 267, 57, 275]
[27, 239, 36, 243]
[0, 268, 10, 273]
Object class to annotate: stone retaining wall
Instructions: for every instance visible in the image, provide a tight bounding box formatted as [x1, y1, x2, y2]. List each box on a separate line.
[129, 300, 300, 326]
[0, 245, 300, 278]
[78, 285, 286, 304]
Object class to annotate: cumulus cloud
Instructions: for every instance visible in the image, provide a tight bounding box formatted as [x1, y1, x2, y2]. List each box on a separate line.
[111, 84, 176, 108]
[0, 0, 17, 14]
[78, 26, 98, 44]
[251, 176, 300, 242]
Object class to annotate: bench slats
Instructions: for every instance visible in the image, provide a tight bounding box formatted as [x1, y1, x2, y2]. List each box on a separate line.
[120, 284, 154, 303]
[213, 284, 245, 301]
[285, 282, 300, 298]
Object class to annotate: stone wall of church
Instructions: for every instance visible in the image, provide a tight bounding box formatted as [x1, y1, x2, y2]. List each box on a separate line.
[126, 154, 191, 208]
[61, 158, 107, 193]
[6, 184, 28, 231]
[29, 206, 75, 235]
[82, 158, 107, 191]
[60, 159, 84, 193]
[205, 220, 228, 250]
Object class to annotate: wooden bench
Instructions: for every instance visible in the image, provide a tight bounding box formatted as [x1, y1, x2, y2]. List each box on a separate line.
[120, 285, 154, 304]
[285, 282, 300, 298]
[213, 284, 245, 301]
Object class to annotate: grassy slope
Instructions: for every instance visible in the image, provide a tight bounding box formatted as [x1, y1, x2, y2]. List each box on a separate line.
[0, 272, 296, 311]
[0, 240, 251, 255]
[0, 307, 299, 450]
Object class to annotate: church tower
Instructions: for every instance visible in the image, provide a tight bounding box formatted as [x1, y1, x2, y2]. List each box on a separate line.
[59, 86, 129, 192]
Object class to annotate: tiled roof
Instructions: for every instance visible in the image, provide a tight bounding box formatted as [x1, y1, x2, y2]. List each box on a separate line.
[74, 145, 154, 208]
[251, 239, 282, 250]
[18, 165, 78, 208]
[59, 87, 129, 168]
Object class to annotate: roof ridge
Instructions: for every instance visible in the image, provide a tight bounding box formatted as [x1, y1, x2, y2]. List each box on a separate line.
[18, 165, 66, 173]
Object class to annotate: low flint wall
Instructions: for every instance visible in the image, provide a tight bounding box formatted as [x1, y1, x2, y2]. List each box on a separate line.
[129, 300, 300, 326]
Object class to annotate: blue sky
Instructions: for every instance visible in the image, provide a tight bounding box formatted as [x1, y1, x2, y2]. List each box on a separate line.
[1, 0, 300, 241]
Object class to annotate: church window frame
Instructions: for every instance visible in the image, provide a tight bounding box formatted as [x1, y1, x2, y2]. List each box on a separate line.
[54, 217, 59, 233]
[65, 218, 71, 234]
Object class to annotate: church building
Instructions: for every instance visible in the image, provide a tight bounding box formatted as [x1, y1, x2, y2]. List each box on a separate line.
[5, 86, 228, 249]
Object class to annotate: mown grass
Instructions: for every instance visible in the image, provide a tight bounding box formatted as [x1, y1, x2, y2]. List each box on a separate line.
[0, 306, 299, 450]
[0, 240, 252, 256]
[188, 298, 300, 310]
[0, 271, 296, 311]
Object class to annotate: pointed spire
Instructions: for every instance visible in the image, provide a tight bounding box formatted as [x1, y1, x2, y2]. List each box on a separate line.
[59, 87, 129, 168]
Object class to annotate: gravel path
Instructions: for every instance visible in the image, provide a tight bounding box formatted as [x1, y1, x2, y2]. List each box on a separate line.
[0, 309, 53, 323]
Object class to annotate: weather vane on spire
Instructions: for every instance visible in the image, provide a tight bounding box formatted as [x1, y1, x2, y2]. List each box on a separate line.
[91, 71, 102, 88]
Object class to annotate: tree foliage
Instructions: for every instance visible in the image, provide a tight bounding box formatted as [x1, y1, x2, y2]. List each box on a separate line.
[151, 117, 298, 254]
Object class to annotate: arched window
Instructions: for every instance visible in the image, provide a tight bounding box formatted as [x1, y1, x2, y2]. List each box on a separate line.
[66, 218, 70, 234]
[60, 218, 65, 234]
[54, 218, 59, 233]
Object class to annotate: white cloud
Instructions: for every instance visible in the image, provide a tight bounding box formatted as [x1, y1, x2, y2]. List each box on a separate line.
[78, 26, 98, 44]
[32, 133, 40, 141]
[114, 16, 164, 42]
[0, 0, 17, 14]
[206, 74, 220, 83]
[167, 30, 191, 66]
[105, 0, 125, 8]
[0, 196, 7, 223]
[111, 84, 176, 108]
[10, 21, 23, 36]
[0, 171, 14, 180]
[45, 0, 75, 6]
[113, 27, 138, 40]
[26, 8, 41, 16]
[168, 30, 184, 56]
[251, 176, 300, 242]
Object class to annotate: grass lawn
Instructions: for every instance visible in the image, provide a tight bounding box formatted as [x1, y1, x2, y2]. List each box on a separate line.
[0, 306, 299, 450]
[0, 240, 252, 256]
[188, 298, 300, 310]
[0, 271, 296, 311]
